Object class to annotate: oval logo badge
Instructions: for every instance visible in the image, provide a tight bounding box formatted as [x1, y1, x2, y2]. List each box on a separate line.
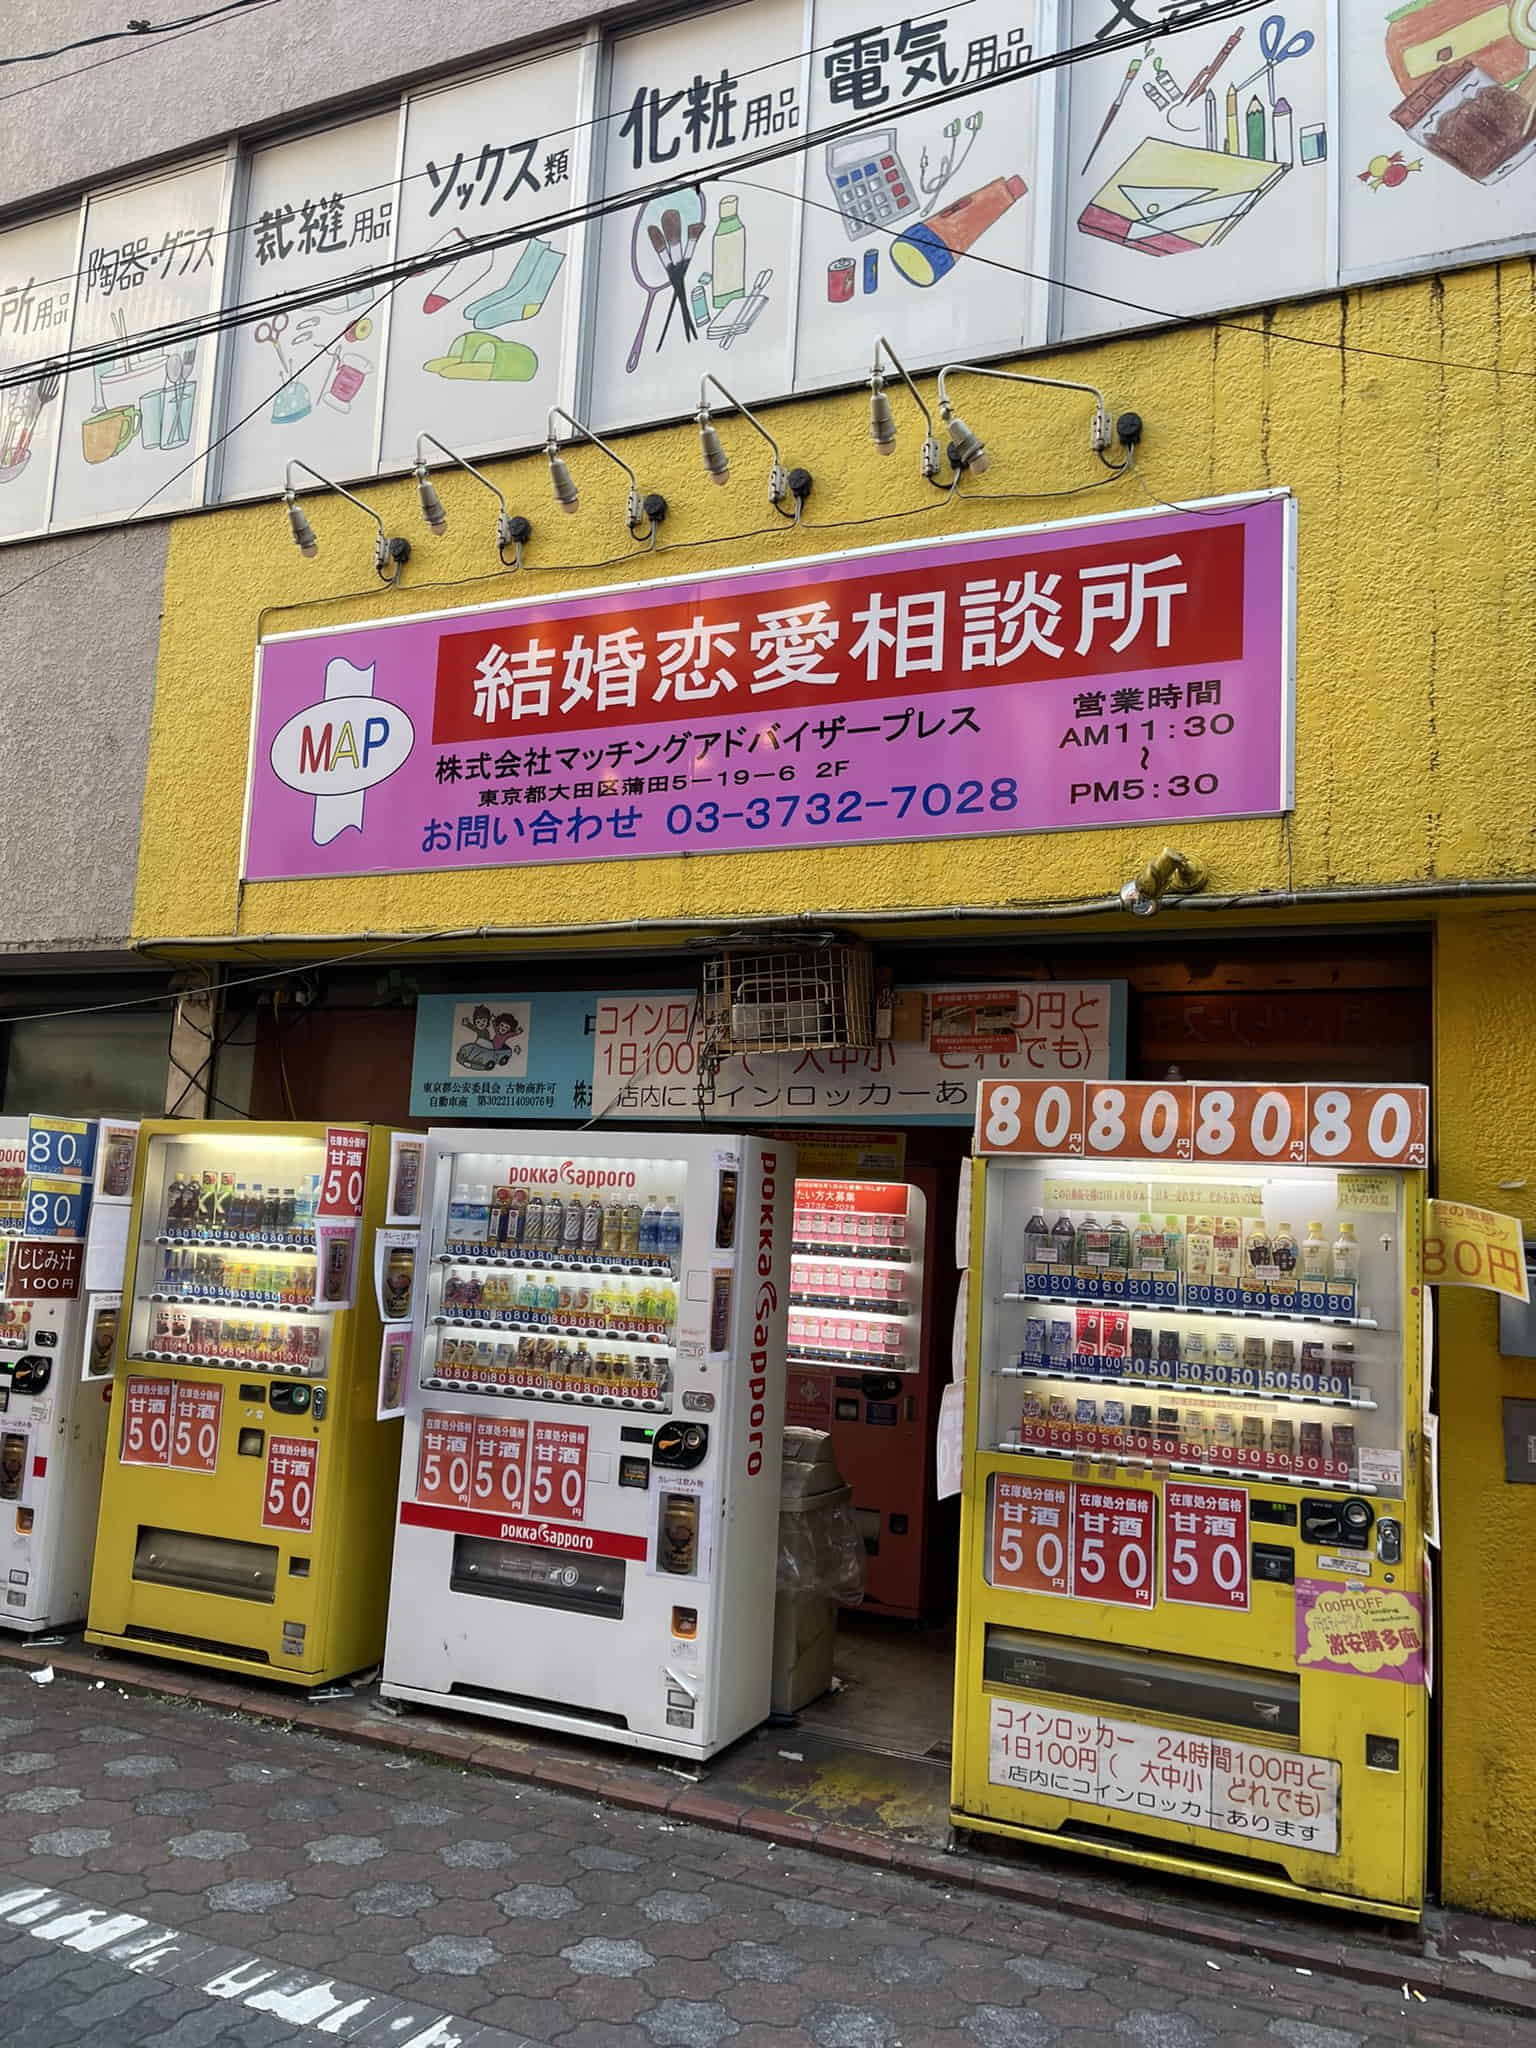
[270, 696, 415, 797]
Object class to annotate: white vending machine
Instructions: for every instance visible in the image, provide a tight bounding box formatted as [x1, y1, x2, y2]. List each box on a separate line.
[381, 1127, 793, 1759]
[0, 1115, 137, 1631]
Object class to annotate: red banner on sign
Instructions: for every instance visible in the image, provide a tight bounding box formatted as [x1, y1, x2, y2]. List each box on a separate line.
[399, 1498, 648, 1561]
[120, 1375, 175, 1466]
[529, 1420, 589, 1524]
[992, 1477, 1072, 1596]
[262, 1435, 318, 1531]
[1163, 1483, 1250, 1610]
[319, 1128, 369, 1220]
[431, 522, 1246, 746]
[1070, 1483, 1156, 1608]
[794, 1179, 908, 1215]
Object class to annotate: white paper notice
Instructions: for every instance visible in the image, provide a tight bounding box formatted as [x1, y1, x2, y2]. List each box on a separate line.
[935, 1379, 965, 1499]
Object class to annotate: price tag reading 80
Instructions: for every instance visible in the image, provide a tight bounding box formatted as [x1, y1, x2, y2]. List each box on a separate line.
[1081, 1084, 1192, 1160]
[977, 1081, 1085, 1156]
[1303, 1086, 1427, 1167]
[1190, 1086, 1308, 1164]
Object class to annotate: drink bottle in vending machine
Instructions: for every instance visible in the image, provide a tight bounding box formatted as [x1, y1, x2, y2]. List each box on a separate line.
[381, 1129, 793, 1760]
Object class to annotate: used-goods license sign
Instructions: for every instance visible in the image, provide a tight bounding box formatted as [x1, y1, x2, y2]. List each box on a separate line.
[244, 497, 1293, 881]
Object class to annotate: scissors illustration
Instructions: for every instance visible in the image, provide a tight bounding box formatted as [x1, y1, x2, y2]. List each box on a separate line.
[1234, 13, 1315, 94]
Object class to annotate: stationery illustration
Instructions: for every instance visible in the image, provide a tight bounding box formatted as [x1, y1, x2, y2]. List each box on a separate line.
[1079, 137, 1288, 254]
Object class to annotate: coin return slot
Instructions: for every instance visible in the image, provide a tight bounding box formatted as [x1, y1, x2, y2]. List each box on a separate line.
[288, 1556, 311, 1577]
[237, 1428, 265, 1457]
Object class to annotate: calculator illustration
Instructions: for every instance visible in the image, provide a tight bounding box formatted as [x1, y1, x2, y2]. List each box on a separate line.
[826, 132, 919, 240]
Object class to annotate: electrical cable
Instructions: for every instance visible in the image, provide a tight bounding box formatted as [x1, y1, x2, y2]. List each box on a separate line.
[0, 0, 1268, 388]
[0, 0, 276, 73]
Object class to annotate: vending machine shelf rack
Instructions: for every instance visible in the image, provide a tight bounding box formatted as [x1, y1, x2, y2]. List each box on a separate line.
[133, 1350, 324, 1374]
[791, 1293, 910, 1316]
[438, 1251, 676, 1278]
[791, 1238, 912, 1262]
[787, 1345, 910, 1371]
[421, 1375, 667, 1412]
[154, 1233, 316, 1255]
[149, 1292, 320, 1315]
[1001, 1365, 1377, 1409]
[433, 1315, 671, 1347]
[996, 1437, 1361, 1491]
[1003, 1291, 1378, 1331]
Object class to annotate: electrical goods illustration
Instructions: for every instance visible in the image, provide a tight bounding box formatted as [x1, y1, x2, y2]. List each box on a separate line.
[87, 1121, 406, 1687]
[0, 1116, 136, 1633]
[951, 1079, 1431, 1917]
[381, 1128, 792, 1760]
[785, 1175, 937, 1618]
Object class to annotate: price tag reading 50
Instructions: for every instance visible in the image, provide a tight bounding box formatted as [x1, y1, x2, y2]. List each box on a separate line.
[319, 1128, 370, 1220]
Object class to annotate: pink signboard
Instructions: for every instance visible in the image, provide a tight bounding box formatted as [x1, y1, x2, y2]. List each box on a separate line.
[243, 495, 1293, 881]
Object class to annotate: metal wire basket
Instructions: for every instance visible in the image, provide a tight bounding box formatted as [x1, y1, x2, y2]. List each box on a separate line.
[699, 944, 875, 1057]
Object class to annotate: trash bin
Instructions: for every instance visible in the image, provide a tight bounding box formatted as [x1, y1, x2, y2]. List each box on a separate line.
[771, 1426, 865, 1716]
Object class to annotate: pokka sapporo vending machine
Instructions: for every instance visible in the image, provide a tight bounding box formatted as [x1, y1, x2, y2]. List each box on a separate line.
[381, 1128, 792, 1760]
[86, 1121, 406, 1686]
[785, 1177, 933, 1617]
[0, 1116, 138, 1633]
[952, 1078, 1431, 1919]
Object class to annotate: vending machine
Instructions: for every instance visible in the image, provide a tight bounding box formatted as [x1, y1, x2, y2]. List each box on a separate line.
[87, 1121, 405, 1686]
[785, 1176, 935, 1617]
[953, 1078, 1431, 1919]
[381, 1128, 792, 1760]
[0, 1116, 137, 1633]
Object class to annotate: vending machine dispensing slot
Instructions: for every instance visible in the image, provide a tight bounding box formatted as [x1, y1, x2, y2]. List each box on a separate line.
[983, 1629, 1301, 1739]
[449, 1534, 626, 1619]
[131, 1525, 279, 1602]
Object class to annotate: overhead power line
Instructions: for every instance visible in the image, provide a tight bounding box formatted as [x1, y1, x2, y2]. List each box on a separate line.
[0, 0, 1267, 393]
[0, 0, 275, 72]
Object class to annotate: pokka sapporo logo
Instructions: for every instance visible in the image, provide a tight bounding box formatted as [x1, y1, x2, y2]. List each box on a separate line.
[268, 657, 415, 846]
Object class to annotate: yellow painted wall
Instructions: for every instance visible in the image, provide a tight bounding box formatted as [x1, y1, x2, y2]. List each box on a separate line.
[135, 261, 1536, 945]
[1434, 910, 1536, 1920]
[135, 261, 1536, 1918]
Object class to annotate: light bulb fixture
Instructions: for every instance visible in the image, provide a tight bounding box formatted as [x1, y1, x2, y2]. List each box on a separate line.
[546, 405, 666, 542]
[1118, 847, 1208, 918]
[282, 458, 410, 583]
[867, 337, 941, 482]
[936, 362, 1122, 480]
[697, 374, 813, 517]
[414, 432, 532, 567]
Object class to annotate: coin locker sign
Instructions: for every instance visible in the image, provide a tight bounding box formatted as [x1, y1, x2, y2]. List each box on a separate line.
[988, 1700, 1340, 1856]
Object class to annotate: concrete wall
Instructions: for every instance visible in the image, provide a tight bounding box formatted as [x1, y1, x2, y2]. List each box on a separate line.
[0, 0, 650, 215]
[0, 521, 165, 953]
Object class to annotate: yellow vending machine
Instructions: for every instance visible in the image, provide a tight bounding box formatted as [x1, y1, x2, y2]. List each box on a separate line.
[953, 1079, 1430, 1918]
[88, 1120, 409, 1686]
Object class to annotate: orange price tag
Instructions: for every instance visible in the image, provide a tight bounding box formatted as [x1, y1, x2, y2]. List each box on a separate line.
[1080, 1082, 1193, 1161]
[991, 1476, 1071, 1595]
[1304, 1086, 1428, 1167]
[975, 1081, 1085, 1157]
[1190, 1084, 1309, 1165]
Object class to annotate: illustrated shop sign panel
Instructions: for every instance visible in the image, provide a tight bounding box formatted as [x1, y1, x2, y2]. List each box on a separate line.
[988, 1699, 1340, 1856]
[244, 497, 1294, 881]
[1059, 0, 1331, 345]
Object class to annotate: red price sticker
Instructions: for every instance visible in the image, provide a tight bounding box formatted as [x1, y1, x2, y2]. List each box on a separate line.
[1163, 1482, 1250, 1610]
[529, 1420, 589, 1523]
[416, 1409, 475, 1509]
[1080, 1083, 1193, 1161]
[168, 1380, 223, 1475]
[991, 1476, 1071, 1595]
[5, 1239, 84, 1301]
[262, 1435, 318, 1532]
[120, 1375, 174, 1466]
[471, 1415, 529, 1514]
[319, 1128, 370, 1220]
[1070, 1483, 1156, 1608]
[1189, 1085, 1308, 1164]
[1303, 1086, 1427, 1167]
[975, 1081, 1085, 1157]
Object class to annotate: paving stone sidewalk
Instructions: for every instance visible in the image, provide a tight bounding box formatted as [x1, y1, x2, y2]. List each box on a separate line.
[0, 1665, 1525, 2045]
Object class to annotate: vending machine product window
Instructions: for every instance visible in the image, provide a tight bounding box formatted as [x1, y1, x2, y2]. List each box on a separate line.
[952, 1081, 1430, 1920]
[383, 1130, 793, 1760]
